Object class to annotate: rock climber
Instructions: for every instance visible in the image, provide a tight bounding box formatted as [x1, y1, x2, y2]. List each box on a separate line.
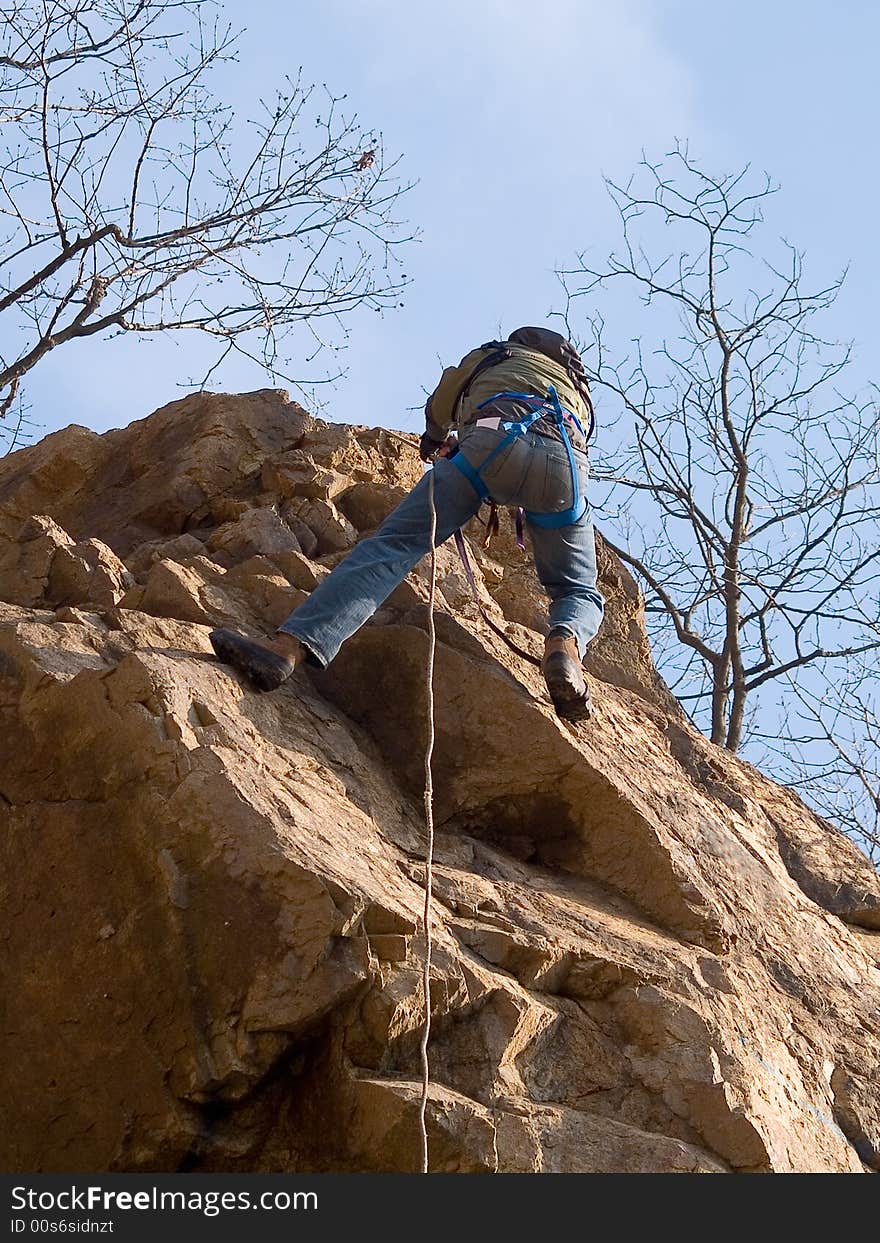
[210, 326, 605, 721]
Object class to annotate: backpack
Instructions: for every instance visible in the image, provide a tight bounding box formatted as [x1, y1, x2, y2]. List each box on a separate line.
[506, 325, 594, 428]
[465, 327, 595, 443]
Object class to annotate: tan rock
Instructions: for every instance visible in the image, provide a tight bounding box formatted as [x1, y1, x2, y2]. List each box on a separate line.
[270, 548, 328, 592]
[493, 1101, 728, 1173]
[0, 516, 132, 612]
[282, 496, 358, 554]
[262, 458, 349, 502]
[0, 426, 110, 541]
[1, 392, 878, 1176]
[283, 513, 319, 559]
[0, 514, 74, 606]
[208, 506, 302, 563]
[338, 481, 409, 532]
[139, 558, 219, 625]
[47, 538, 132, 609]
[0, 390, 310, 556]
[125, 533, 207, 577]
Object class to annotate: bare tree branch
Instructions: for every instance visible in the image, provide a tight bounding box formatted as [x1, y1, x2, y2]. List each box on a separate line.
[560, 145, 880, 851]
[0, 0, 413, 430]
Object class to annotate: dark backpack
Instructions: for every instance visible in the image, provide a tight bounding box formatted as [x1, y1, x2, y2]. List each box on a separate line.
[466, 326, 595, 442]
[506, 326, 594, 437]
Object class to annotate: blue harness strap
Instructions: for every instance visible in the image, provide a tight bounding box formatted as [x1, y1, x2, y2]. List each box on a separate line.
[450, 385, 588, 527]
[527, 385, 588, 528]
[450, 449, 492, 501]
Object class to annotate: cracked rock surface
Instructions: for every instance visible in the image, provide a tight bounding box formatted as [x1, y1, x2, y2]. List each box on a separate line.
[1, 389, 878, 1173]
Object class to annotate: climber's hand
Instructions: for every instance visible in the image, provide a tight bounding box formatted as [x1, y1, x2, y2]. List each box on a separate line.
[419, 431, 445, 462]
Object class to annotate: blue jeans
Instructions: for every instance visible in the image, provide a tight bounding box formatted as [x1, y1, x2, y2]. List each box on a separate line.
[278, 435, 604, 667]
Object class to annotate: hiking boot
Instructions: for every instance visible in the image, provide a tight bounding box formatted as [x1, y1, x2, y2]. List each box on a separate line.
[542, 631, 592, 722]
[209, 628, 302, 692]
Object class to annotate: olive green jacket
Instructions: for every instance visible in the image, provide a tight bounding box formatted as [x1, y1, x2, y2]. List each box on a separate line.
[424, 342, 592, 450]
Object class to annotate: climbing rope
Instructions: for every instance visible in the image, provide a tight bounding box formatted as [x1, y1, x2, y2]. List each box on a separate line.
[417, 465, 438, 1175]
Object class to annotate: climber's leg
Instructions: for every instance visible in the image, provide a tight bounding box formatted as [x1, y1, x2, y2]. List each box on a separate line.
[228, 457, 479, 676]
[528, 507, 603, 721]
[527, 497, 605, 661]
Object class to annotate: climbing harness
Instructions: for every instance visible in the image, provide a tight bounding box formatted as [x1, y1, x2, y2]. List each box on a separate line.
[449, 384, 589, 528]
[417, 466, 439, 1174]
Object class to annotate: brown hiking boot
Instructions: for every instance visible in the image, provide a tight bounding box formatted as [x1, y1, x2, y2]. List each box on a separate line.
[209, 628, 302, 692]
[542, 631, 592, 722]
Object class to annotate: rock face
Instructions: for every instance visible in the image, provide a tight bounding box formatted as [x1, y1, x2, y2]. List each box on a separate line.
[1, 389, 879, 1174]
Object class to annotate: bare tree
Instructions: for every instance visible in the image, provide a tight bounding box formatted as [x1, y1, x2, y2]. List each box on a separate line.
[0, 0, 411, 451]
[758, 659, 880, 862]
[559, 146, 880, 756]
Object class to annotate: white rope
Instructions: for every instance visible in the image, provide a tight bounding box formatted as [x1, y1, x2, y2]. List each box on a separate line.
[417, 466, 438, 1175]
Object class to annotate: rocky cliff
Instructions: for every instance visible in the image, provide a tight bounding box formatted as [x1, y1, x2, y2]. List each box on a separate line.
[1, 389, 879, 1173]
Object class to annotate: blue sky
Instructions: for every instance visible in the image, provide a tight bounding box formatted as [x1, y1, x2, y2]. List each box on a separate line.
[20, 0, 880, 441]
